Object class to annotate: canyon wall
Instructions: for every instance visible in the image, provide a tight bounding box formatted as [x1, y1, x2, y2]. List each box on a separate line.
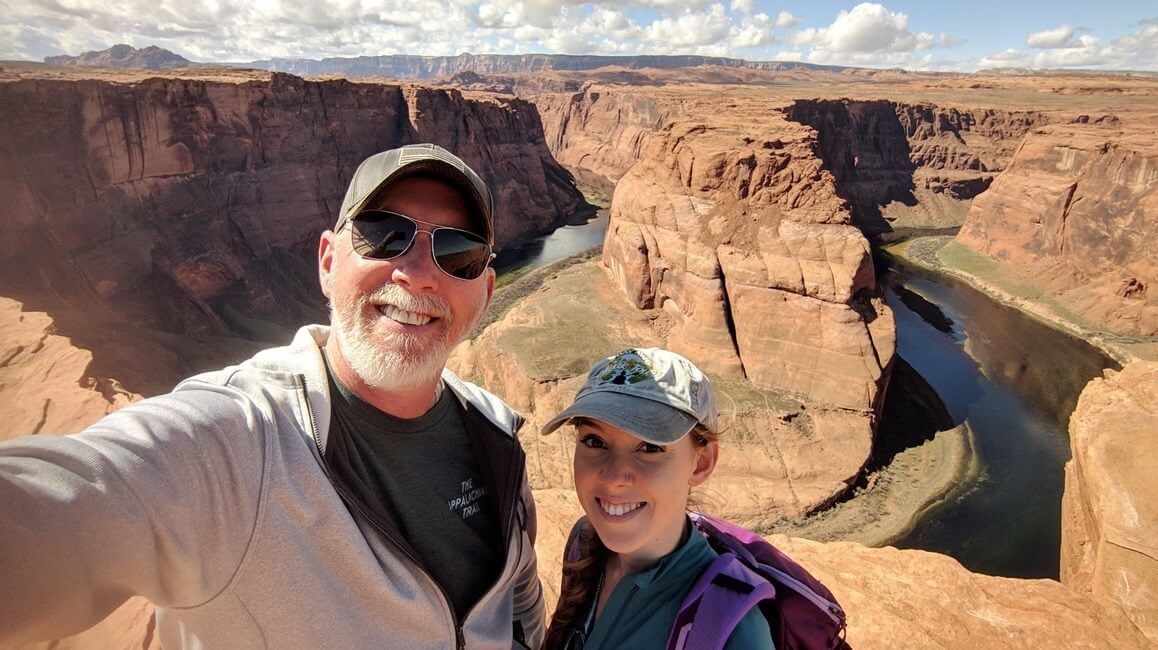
[531, 87, 894, 412]
[956, 123, 1158, 335]
[0, 72, 586, 391]
[784, 99, 1046, 232]
[1062, 361, 1158, 643]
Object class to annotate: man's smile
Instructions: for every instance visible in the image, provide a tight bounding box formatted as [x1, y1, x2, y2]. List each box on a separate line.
[376, 304, 435, 326]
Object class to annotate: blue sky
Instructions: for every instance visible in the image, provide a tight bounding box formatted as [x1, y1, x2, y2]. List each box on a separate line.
[2, 1, 1155, 72]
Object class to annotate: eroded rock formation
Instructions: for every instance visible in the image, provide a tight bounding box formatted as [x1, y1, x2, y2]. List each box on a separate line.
[530, 86, 894, 412]
[452, 259, 877, 527]
[1062, 361, 1158, 643]
[957, 124, 1158, 335]
[0, 71, 586, 391]
[784, 99, 1046, 232]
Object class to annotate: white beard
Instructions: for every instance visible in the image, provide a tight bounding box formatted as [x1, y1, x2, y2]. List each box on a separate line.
[330, 284, 456, 392]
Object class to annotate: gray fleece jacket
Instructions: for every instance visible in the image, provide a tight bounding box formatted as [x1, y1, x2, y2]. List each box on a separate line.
[0, 325, 545, 649]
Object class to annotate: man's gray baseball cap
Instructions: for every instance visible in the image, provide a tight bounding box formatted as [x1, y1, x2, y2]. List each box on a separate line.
[334, 143, 495, 244]
[541, 348, 718, 445]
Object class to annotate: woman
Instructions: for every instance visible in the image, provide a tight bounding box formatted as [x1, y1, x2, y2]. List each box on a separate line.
[540, 348, 773, 650]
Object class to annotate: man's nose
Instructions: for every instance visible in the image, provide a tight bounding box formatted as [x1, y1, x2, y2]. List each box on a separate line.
[389, 231, 440, 291]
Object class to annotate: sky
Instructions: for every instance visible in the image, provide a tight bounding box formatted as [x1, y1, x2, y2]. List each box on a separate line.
[1, 0, 1156, 72]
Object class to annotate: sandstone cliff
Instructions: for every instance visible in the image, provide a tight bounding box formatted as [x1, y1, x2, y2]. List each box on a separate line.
[530, 85, 894, 413]
[957, 123, 1158, 336]
[1062, 361, 1158, 643]
[786, 99, 1046, 232]
[0, 71, 587, 392]
[531, 84, 1048, 233]
[452, 259, 878, 527]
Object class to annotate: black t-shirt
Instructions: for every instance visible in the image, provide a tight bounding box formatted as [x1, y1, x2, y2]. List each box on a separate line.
[325, 364, 504, 620]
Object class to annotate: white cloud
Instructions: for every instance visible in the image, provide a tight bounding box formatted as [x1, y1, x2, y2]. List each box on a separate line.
[3, 0, 1153, 72]
[729, 12, 774, 49]
[805, 3, 913, 53]
[978, 48, 1032, 69]
[1026, 25, 1077, 49]
[791, 2, 962, 67]
[976, 22, 1157, 71]
[730, 0, 753, 15]
[643, 4, 731, 48]
[775, 11, 799, 28]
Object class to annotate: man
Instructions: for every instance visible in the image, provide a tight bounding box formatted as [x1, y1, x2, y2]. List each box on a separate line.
[0, 144, 544, 649]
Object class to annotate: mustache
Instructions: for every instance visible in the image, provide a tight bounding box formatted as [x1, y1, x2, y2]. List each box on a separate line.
[364, 284, 452, 320]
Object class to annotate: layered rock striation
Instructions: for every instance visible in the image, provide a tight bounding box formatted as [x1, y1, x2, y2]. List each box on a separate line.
[531, 87, 894, 413]
[1062, 361, 1158, 643]
[785, 99, 1046, 232]
[0, 72, 586, 390]
[956, 124, 1158, 335]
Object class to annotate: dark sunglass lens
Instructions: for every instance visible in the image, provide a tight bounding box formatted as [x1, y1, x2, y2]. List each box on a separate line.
[351, 212, 417, 260]
[432, 229, 492, 279]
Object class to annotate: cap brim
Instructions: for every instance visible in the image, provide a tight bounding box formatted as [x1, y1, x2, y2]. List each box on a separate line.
[540, 391, 697, 445]
[339, 157, 493, 244]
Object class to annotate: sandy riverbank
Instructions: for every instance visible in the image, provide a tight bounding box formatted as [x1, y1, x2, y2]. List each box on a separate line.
[766, 422, 977, 547]
[887, 236, 1158, 364]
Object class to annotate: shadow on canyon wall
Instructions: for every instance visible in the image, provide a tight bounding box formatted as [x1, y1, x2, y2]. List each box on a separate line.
[0, 73, 590, 396]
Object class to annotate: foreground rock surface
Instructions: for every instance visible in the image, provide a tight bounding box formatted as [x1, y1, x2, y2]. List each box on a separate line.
[1063, 361, 1158, 643]
[0, 298, 157, 650]
[529, 495, 1151, 649]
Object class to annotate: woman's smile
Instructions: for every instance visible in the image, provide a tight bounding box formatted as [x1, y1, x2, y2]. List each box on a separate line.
[595, 498, 646, 519]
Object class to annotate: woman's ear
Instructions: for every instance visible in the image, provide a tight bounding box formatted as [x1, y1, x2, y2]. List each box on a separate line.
[689, 440, 719, 487]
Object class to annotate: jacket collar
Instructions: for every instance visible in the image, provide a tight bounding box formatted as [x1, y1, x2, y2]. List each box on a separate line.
[249, 325, 524, 451]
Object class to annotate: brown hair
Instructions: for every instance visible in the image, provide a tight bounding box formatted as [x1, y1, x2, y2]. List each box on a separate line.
[542, 520, 609, 649]
[542, 421, 718, 649]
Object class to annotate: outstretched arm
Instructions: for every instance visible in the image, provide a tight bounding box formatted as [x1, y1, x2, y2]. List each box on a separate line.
[0, 387, 265, 644]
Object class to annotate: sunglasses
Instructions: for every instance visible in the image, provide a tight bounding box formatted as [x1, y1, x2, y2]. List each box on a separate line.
[338, 210, 494, 280]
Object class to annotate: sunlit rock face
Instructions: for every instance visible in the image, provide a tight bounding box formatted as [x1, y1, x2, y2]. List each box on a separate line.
[1063, 361, 1158, 644]
[957, 124, 1158, 335]
[548, 89, 895, 413]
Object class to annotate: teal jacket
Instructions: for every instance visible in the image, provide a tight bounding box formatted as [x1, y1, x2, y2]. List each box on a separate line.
[566, 517, 773, 650]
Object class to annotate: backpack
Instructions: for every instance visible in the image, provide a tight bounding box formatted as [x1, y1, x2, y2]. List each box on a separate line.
[564, 512, 849, 650]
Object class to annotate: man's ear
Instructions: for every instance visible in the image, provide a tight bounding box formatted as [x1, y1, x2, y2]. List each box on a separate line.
[483, 266, 496, 306]
[689, 440, 719, 487]
[318, 230, 336, 299]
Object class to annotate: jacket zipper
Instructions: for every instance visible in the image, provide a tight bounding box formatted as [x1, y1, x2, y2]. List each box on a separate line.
[297, 375, 470, 648]
[457, 422, 527, 641]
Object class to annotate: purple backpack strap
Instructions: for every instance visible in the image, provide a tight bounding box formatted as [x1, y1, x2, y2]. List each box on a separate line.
[666, 553, 776, 650]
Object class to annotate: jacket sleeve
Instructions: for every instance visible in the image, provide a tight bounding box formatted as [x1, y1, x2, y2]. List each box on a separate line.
[0, 384, 266, 645]
[512, 477, 545, 649]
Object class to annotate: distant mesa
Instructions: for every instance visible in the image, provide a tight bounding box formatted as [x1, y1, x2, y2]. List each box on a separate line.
[41, 45, 854, 78]
[244, 52, 851, 79]
[45, 44, 190, 69]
